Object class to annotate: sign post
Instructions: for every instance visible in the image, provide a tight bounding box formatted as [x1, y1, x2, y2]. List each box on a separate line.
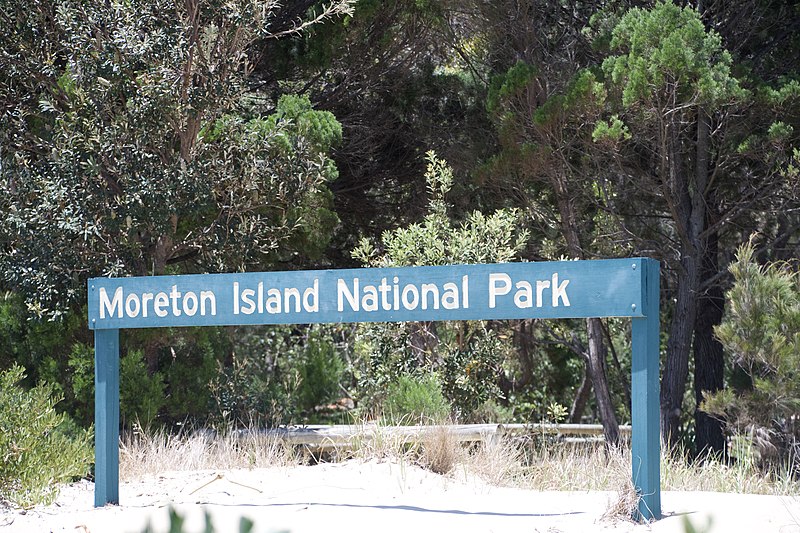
[92, 328, 119, 508]
[630, 259, 661, 520]
[89, 258, 661, 519]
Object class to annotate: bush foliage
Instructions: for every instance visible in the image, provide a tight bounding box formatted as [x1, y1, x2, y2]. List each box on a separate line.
[0, 365, 92, 508]
[703, 241, 800, 470]
[352, 152, 529, 420]
[383, 373, 451, 424]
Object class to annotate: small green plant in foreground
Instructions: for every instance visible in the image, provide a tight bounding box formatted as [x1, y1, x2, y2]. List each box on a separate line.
[0, 365, 93, 508]
[141, 507, 290, 533]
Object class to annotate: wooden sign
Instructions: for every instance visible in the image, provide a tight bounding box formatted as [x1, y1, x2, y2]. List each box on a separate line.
[90, 259, 661, 520]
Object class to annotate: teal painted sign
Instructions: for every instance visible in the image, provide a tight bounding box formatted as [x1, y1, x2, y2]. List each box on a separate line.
[90, 258, 661, 521]
[89, 259, 645, 329]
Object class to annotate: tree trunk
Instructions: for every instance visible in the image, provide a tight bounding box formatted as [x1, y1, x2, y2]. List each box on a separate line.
[693, 227, 726, 459]
[551, 170, 619, 445]
[587, 317, 620, 446]
[569, 363, 592, 423]
[661, 254, 699, 448]
[659, 107, 708, 451]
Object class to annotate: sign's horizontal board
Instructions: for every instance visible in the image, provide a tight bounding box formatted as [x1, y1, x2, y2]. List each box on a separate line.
[88, 259, 647, 330]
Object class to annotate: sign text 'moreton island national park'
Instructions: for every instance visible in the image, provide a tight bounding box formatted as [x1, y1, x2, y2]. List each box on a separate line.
[89, 259, 647, 329]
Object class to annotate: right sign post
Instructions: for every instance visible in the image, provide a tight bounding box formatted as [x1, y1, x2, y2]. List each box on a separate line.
[630, 258, 661, 520]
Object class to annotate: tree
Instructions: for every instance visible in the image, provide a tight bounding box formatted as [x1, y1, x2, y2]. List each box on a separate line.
[598, 0, 798, 452]
[703, 239, 800, 471]
[445, 0, 630, 444]
[252, 0, 495, 262]
[484, 62, 624, 444]
[0, 0, 354, 318]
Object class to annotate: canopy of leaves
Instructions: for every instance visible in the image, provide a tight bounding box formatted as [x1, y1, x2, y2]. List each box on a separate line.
[0, 1, 347, 317]
[602, 0, 746, 110]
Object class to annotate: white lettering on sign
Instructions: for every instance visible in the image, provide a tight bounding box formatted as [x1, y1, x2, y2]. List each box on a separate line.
[489, 272, 570, 309]
[98, 286, 216, 319]
[337, 275, 469, 312]
[99, 287, 122, 318]
[551, 273, 570, 307]
[232, 279, 319, 315]
[94, 270, 574, 324]
[488, 273, 511, 308]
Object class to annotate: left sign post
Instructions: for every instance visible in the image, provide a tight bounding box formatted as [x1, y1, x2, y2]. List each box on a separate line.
[93, 327, 119, 506]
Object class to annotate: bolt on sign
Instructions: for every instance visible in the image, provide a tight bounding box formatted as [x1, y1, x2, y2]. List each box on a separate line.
[89, 258, 661, 520]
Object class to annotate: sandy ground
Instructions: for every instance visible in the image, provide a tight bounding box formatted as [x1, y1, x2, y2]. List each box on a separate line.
[2, 460, 799, 533]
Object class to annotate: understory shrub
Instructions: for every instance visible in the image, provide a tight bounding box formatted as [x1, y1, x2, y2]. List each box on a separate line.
[702, 241, 800, 472]
[0, 365, 93, 508]
[64, 343, 166, 429]
[297, 330, 346, 413]
[210, 325, 350, 426]
[383, 373, 451, 424]
[351, 152, 529, 420]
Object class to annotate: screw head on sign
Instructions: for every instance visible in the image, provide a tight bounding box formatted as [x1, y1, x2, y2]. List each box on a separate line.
[632, 304, 637, 312]
[632, 264, 637, 270]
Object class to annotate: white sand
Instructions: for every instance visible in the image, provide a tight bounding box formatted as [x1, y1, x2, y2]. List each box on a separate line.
[2, 460, 799, 533]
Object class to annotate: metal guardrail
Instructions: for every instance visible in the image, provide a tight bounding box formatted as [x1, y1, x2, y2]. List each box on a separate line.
[234, 423, 632, 449]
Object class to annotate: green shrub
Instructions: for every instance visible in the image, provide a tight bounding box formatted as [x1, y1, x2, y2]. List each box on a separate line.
[297, 331, 345, 413]
[702, 241, 800, 471]
[209, 325, 353, 427]
[162, 328, 230, 424]
[120, 350, 166, 429]
[350, 152, 529, 420]
[64, 343, 166, 429]
[440, 330, 504, 417]
[0, 365, 92, 508]
[384, 373, 451, 424]
[210, 326, 303, 427]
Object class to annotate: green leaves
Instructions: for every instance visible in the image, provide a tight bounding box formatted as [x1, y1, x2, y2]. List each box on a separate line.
[592, 115, 630, 145]
[603, 1, 745, 110]
[0, 365, 92, 508]
[355, 152, 528, 269]
[487, 61, 538, 114]
[351, 152, 528, 418]
[0, 1, 346, 316]
[703, 241, 800, 468]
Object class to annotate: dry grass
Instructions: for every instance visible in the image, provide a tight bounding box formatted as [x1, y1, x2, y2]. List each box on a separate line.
[462, 437, 527, 486]
[418, 426, 466, 475]
[119, 429, 297, 481]
[661, 449, 797, 495]
[601, 477, 639, 524]
[345, 421, 418, 463]
[119, 425, 800, 501]
[517, 442, 632, 491]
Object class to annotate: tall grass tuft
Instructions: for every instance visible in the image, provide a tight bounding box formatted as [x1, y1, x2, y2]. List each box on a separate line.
[418, 426, 465, 475]
[119, 427, 297, 481]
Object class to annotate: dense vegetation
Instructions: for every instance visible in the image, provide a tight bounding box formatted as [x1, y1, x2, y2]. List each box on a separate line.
[1, 0, 798, 502]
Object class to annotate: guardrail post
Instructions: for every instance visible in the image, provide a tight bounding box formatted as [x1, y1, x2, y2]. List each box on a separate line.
[94, 328, 120, 507]
[631, 259, 661, 520]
